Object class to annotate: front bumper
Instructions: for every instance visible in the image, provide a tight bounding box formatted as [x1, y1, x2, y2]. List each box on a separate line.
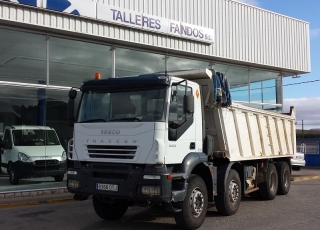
[13, 160, 67, 178]
[67, 162, 185, 203]
[291, 159, 306, 167]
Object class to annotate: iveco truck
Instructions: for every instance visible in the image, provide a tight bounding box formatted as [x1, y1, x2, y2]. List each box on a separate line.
[66, 69, 295, 230]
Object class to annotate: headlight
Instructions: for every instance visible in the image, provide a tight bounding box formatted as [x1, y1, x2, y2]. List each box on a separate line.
[18, 152, 32, 163]
[61, 151, 67, 161]
[141, 185, 161, 196]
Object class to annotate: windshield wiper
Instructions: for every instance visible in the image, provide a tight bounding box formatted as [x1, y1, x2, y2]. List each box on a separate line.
[109, 117, 142, 122]
[79, 118, 107, 123]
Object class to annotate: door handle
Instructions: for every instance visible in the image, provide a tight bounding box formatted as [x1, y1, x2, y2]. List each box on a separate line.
[189, 142, 195, 150]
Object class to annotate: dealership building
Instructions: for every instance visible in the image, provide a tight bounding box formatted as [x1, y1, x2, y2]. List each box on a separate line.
[0, 0, 310, 192]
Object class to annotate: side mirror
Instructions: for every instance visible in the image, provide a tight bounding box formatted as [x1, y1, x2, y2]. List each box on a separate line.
[69, 89, 77, 100]
[68, 89, 77, 127]
[68, 99, 75, 127]
[184, 95, 194, 114]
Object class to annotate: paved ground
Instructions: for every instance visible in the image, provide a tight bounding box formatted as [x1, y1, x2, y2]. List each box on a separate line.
[0, 167, 319, 208]
[290, 167, 320, 181]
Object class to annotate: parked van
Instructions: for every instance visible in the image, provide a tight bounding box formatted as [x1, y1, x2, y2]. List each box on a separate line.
[0, 125, 67, 185]
[291, 143, 306, 171]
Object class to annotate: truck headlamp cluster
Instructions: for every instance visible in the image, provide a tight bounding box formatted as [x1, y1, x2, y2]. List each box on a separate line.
[68, 179, 80, 189]
[141, 185, 161, 196]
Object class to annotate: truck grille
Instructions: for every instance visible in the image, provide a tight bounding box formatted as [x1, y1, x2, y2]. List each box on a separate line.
[87, 145, 137, 159]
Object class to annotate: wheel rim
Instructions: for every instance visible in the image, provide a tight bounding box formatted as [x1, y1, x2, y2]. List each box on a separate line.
[269, 172, 277, 191]
[228, 180, 239, 203]
[189, 187, 204, 218]
[283, 169, 289, 187]
[10, 169, 14, 181]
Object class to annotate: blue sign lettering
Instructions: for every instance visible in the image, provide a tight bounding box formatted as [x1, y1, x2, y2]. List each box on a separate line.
[136, 15, 142, 26]
[116, 10, 123, 21]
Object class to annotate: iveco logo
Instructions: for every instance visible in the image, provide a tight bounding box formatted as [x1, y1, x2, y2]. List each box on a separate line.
[101, 129, 120, 135]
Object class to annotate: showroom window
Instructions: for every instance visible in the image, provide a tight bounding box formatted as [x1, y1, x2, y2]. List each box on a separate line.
[115, 48, 166, 77]
[0, 29, 46, 84]
[49, 37, 112, 86]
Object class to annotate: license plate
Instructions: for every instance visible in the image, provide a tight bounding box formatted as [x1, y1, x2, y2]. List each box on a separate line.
[96, 183, 118, 191]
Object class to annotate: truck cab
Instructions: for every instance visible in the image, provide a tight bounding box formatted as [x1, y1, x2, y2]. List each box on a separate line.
[0, 125, 67, 185]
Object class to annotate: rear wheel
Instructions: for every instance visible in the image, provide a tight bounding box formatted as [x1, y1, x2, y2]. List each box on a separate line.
[9, 164, 19, 185]
[259, 163, 278, 200]
[92, 196, 128, 220]
[173, 175, 208, 230]
[275, 162, 291, 195]
[215, 169, 241, 216]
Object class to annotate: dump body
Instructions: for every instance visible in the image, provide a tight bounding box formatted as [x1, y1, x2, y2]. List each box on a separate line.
[172, 68, 296, 161]
[210, 102, 295, 161]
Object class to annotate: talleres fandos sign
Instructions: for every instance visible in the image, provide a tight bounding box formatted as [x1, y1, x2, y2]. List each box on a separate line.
[3, 0, 214, 44]
[97, 4, 214, 44]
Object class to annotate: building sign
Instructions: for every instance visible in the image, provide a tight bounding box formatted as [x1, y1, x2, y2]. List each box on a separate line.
[97, 4, 214, 44]
[2, 0, 214, 44]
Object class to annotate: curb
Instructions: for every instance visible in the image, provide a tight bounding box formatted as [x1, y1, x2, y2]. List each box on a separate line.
[0, 187, 68, 200]
[291, 175, 320, 182]
[0, 195, 93, 209]
[0, 197, 74, 209]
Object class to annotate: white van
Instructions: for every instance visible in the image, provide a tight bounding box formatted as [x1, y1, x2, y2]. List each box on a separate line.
[0, 125, 67, 185]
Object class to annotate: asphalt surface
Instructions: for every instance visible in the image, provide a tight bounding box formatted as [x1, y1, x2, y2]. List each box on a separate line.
[1, 178, 320, 230]
[0, 167, 319, 208]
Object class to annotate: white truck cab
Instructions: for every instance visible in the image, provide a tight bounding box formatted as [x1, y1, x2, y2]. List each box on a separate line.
[0, 125, 67, 185]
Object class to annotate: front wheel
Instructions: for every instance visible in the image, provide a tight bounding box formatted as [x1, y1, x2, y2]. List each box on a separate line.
[9, 165, 19, 185]
[215, 169, 241, 216]
[174, 175, 208, 230]
[53, 174, 64, 182]
[92, 196, 128, 220]
[292, 166, 301, 171]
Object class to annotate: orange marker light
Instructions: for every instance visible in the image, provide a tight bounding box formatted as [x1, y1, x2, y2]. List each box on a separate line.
[95, 72, 101, 79]
[167, 174, 173, 180]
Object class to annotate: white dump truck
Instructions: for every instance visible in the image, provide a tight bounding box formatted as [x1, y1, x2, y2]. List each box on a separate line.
[66, 69, 295, 230]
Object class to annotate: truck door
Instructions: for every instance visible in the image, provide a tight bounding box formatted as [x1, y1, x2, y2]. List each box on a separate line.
[1, 129, 13, 173]
[166, 83, 196, 163]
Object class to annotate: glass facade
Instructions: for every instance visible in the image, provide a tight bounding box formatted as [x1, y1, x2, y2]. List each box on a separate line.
[0, 27, 284, 192]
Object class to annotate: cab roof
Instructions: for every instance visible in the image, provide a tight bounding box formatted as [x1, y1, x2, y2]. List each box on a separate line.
[81, 73, 170, 91]
[8, 125, 54, 130]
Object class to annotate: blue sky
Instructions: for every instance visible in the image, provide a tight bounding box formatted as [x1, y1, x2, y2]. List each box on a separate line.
[238, 0, 320, 129]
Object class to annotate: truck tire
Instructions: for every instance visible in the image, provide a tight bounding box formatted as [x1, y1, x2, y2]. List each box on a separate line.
[53, 174, 64, 182]
[173, 175, 208, 230]
[92, 196, 128, 220]
[215, 169, 241, 216]
[259, 163, 278, 200]
[9, 164, 19, 185]
[275, 162, 291, 195]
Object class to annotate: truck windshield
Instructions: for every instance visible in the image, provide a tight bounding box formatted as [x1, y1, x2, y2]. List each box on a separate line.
[77, 87, 167, 123]
[12, 130, 61, 146]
